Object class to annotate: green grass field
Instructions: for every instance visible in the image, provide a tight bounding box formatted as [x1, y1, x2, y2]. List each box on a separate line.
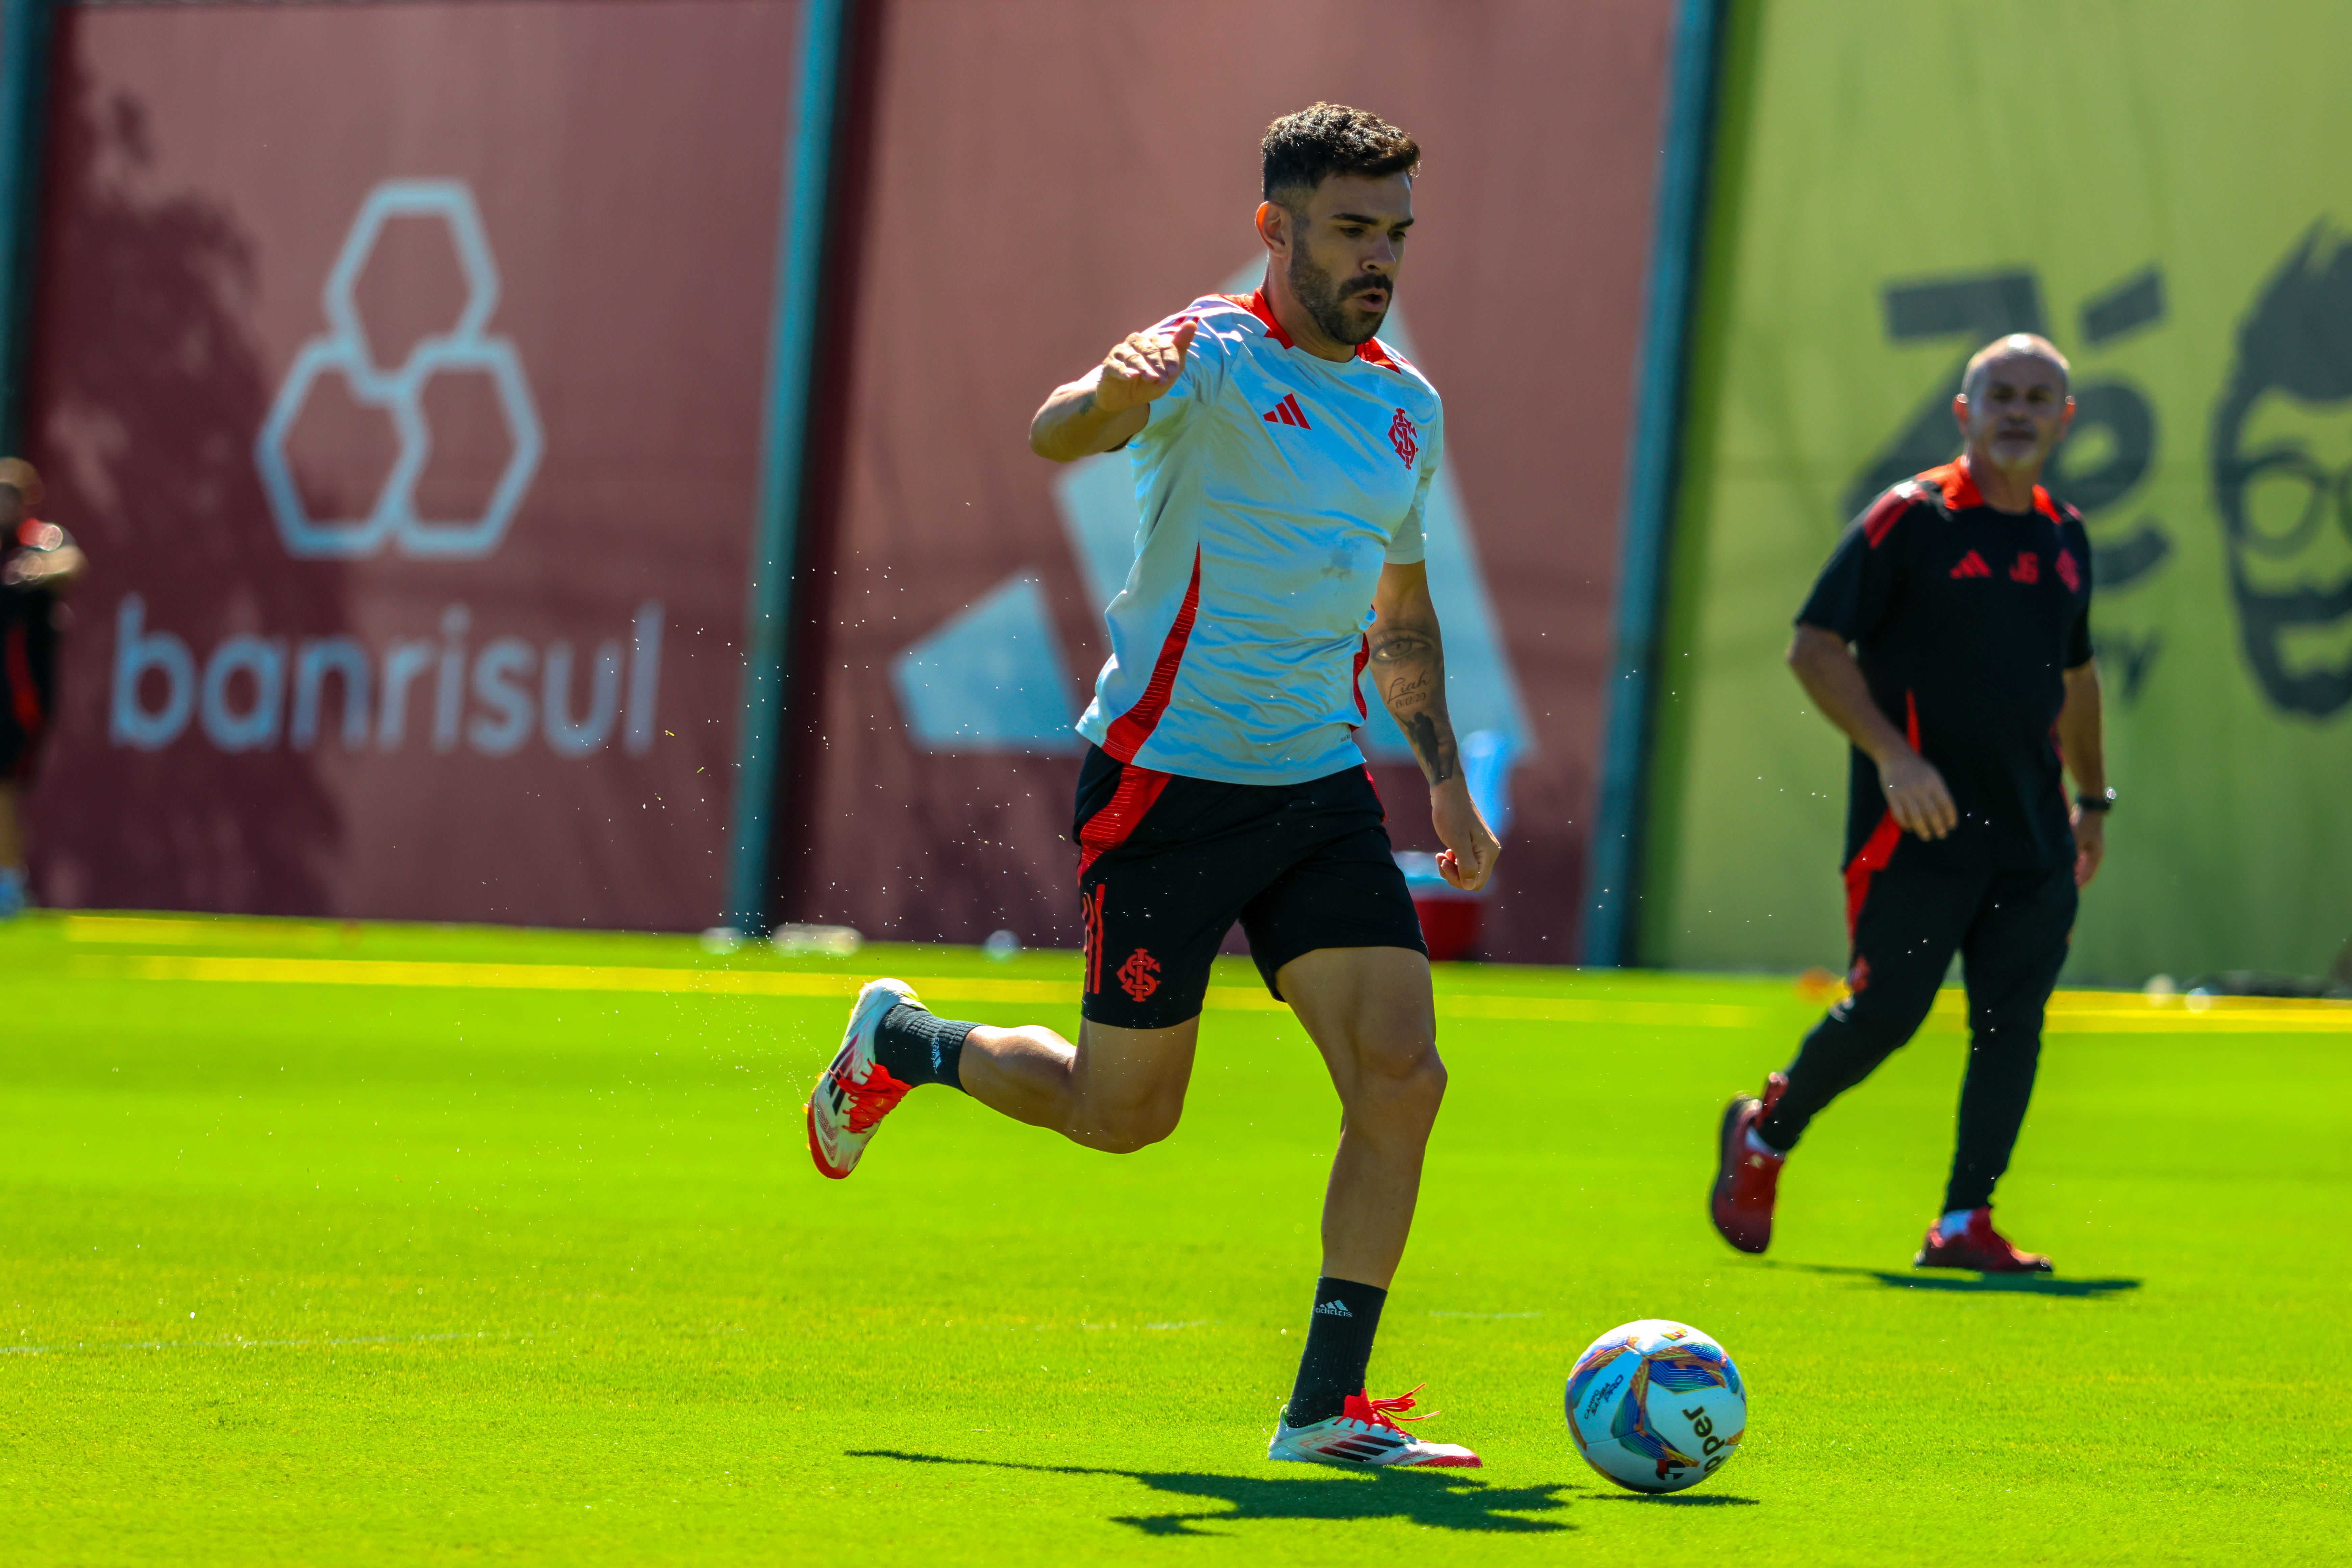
[2, 912, 2346, 1565]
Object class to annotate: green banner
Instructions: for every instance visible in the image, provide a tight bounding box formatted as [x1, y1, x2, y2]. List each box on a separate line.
[1648, 0, 2352, 984]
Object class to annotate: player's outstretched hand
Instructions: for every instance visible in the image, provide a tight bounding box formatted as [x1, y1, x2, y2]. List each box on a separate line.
[1431, 782, 1500, 892]
[1093, 319, 1196, 414]
[1877, 747, 1958, 840]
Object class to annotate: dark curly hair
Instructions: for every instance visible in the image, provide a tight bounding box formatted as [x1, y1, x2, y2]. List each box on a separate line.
[1261, 103, 1420, 211]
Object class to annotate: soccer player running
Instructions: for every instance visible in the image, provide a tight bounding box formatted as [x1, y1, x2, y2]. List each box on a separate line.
[0, 459, 86, 920]
[806, 105, 1499, 1467]
[1709, 335, 2109, 1274]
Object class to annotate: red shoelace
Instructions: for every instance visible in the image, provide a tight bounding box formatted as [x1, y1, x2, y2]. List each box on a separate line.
[1357, 1386, 1437, 1430]
[839, 1061, 914, 1133]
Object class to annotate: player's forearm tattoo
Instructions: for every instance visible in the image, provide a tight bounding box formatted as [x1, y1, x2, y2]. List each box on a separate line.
[1369, 622, 1457, 786]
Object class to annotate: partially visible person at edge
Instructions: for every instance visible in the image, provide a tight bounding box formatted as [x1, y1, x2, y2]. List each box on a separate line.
[804, 104, 1504, 1467]
[0, 459, 85, 920]
[1709, 335, 2110, 1274]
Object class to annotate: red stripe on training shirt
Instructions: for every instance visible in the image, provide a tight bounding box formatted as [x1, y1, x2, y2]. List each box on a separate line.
[1101, 547, 1202, 763]
[1352, 634, 1370, 719]
[1076, 762, 1173, 880]
[1861, 484, 1918, 548]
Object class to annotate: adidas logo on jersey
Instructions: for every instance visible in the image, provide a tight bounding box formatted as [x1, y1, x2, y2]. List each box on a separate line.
[1950, 550, 1992, 579]
[1313, 1299, 1353, 1317]
[1262, 392, 1313, 429]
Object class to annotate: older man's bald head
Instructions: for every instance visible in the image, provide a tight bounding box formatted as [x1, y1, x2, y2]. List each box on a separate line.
[1962, 334, 2070, 401]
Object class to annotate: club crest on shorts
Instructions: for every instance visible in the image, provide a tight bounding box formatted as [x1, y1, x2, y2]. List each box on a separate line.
[1388, 408, 1419, 469]
[1117, 948, 1161, 1002]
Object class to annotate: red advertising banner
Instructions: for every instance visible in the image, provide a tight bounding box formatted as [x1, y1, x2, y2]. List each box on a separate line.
[782, 0, 1674, 961]
[21, 0, 802, 928]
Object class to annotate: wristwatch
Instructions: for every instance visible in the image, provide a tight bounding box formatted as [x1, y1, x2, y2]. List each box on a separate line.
[2075, 788, 2115, 813]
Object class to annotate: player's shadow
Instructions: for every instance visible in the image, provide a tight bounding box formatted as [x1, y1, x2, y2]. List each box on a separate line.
[845, 1449, 1575, 1535]
[1778, 1261, 2141, 1299]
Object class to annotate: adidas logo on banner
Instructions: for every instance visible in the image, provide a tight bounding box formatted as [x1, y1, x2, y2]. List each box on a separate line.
[1313, 1299, 1353, 1317]
[1950, 550, 1992, 579]
[1262, 392, 1313, 429]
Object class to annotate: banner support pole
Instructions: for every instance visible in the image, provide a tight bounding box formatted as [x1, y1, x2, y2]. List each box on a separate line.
[726, 0, 854, 936]
[0, 0, 58, 456]
[1584, 0, 1728, 966]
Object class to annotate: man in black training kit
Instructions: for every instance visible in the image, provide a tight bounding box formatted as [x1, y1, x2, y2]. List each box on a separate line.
[805, 105, 1501, 1466]
[0, 459, 86, 920]
[1710, 334, 2110, 1273]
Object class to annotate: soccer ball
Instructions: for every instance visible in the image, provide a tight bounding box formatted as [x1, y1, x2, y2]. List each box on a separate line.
[1564, 1319, 1746, 1493]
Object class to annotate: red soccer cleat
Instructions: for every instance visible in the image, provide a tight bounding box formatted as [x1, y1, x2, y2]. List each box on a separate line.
[1915, 1207, 2054, 1273]
[1710, 1072, 1788, 1255]
[805, 977, 922, 1179]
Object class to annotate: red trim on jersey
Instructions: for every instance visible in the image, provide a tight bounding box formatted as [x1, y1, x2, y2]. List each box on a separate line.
[1351, 633, 1370, 719]
[1862, 483, 1920, 548]
[1926, 460, 1980, 512]
[1220, 289, 1406, 371]
[1101, 547, 1202, 762]
[1077, 763, 1173, 880]
[1841, 692, 1922, 940]
[1226, 289, 1295, 350]
[1926, 457, 2065, 525]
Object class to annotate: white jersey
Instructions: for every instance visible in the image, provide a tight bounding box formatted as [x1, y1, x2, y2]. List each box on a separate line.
[1075, 289, 1442, 785]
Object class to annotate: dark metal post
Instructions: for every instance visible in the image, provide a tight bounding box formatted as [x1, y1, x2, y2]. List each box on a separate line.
[726, 0, 854, 935]
[1584, 0, 1729, 966]
[0, 0, 59, 455]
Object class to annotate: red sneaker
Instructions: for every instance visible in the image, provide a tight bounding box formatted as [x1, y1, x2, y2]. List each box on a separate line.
[1915, 1207, 2053, 1273]
[1709, 1072, 1788, 1254]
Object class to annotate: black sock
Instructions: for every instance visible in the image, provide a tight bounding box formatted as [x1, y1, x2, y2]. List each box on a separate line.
[870, 1004, 974, 1093]
[1284, 1276, 1387, 1427]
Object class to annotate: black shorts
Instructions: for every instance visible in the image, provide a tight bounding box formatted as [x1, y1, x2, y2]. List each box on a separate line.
[1072, 744, 1427, 1030]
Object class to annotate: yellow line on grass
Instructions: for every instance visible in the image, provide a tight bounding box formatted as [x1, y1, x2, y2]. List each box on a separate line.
[59, 952, 2351, 1030]
[62, 953, 1769, 1026]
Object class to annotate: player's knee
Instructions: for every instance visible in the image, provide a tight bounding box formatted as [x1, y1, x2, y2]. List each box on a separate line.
[1350, 1036, 1446, 1128]
[1077, 1094, 1185, 1153]
[1837, 989, 1937, 1047]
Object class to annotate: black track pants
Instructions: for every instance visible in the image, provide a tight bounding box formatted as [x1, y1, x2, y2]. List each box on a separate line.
[1757, 857, 2077, 1213]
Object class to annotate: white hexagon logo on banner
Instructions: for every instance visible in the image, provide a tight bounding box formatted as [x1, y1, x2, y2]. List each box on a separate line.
[255, 180, 544, 560]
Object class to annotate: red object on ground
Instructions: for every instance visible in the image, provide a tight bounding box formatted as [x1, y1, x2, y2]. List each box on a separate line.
[1412, 896, 1483, 962]
[1915, 1207, 2054, 1274]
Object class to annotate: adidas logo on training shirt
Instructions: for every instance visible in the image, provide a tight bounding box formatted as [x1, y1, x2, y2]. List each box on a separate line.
[1261, 392, 1313, 429]
[1312, 1299, 1353, 1317]
[1950, 550, 1992, 579]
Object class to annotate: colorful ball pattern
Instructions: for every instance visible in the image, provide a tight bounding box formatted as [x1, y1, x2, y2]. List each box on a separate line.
[1564, 1319, 1746, 1493]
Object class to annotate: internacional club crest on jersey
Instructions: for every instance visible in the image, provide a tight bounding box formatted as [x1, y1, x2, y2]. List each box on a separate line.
[1388, 408, 1420, 469]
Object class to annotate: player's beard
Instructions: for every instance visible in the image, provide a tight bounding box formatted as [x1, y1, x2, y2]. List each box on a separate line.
[1289, 248, 1389, 346]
